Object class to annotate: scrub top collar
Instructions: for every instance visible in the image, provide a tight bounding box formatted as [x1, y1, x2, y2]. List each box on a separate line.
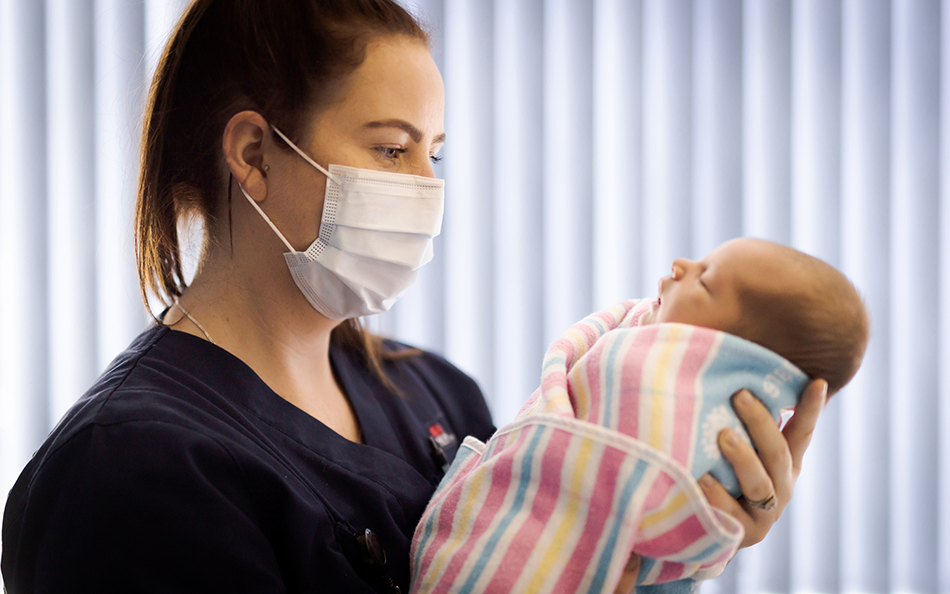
[151, 326, 434, 489]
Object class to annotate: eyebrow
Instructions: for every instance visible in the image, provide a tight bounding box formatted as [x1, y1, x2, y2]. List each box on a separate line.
[364, 119, 446, 146]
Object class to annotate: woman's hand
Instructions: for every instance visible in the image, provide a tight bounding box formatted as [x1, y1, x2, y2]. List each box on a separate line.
[614, 553, 641, 594]
[610, 379, 827, 592]
[698, 378, 829, 547]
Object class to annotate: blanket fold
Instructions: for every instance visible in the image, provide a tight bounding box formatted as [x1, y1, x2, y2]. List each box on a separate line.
[411, 300, 808, 593]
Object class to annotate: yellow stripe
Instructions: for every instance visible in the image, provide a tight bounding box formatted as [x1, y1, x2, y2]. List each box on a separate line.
[649, 325, 682, 449]
[524, 438, 595, 591]
[639, 490, 689, 530]
[425, 450, 487, 583]
[573, 364, 591, 418]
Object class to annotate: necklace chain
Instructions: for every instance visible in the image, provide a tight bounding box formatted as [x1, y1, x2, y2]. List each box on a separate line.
[174, 300, 216, 345]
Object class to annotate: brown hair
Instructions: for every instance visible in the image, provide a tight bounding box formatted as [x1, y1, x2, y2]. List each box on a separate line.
[136, 0, 428, 387]
[735, 246, 870, 396]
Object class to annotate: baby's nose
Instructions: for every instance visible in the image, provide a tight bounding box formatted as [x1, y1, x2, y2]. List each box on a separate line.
[671, 259, 690, 280]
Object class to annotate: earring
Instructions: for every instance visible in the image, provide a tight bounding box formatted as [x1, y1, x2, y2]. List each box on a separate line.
[263, 164, 270, 172]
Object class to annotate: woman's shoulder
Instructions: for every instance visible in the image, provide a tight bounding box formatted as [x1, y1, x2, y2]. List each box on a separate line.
[2, 326, 327, 591]
[1, 401, 289, 592]
[38, 326, 240, 448]
[9, 325, 242, 489]
[13, 325, 296, 514]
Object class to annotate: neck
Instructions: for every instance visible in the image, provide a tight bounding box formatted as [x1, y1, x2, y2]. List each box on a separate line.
[173, 234, 343, 414]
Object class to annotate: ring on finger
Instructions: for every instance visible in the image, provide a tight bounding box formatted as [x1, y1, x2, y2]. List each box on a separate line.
[746, 490, 777, 512]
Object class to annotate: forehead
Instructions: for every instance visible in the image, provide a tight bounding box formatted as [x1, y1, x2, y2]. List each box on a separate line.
[320, 36, 444, 131]
[707, 239, 805, 295]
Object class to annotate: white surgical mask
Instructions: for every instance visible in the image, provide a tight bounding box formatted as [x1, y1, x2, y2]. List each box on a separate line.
[240, 126, 444, 320]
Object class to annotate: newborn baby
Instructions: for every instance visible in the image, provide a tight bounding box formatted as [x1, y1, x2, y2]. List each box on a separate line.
[635, 237, 868, 397]
[410, 238, 869, 594]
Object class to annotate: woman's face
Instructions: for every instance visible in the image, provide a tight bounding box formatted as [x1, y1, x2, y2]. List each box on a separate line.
[264, 34, 445, 250]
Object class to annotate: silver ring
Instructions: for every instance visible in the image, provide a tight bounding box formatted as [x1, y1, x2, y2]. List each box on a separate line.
[747, 491, 777, 512]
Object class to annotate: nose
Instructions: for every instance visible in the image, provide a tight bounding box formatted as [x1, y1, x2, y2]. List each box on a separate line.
[412, 154, 437, 179]
[670, 258, 696, 280]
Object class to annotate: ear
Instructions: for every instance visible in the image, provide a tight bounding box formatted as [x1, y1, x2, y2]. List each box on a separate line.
[222, 111, 270, 202]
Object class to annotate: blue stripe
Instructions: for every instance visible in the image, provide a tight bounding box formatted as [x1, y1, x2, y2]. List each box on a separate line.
[412, 503, 437, 579]
[682, 541, 724, 564]
[585, 459, 649, 594]
[543, 355, 566, 371]
[413, 446, 483, 578]
[588, 316, 607, 334]
[636, 557, 658, 586]
[601, 333, 628, 429]
[456, 425, 547, 594]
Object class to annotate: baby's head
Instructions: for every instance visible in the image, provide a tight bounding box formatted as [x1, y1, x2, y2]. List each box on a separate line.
[638, 238, 870, 395]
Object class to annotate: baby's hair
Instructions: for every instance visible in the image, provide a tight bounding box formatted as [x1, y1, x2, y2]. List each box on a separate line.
[734, 244, 870, 396]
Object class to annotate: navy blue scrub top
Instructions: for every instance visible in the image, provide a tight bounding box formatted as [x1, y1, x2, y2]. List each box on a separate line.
[2, 325, 495, 593]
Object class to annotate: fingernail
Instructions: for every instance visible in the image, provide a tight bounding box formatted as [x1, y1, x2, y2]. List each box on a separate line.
[720, 429, 739, 448]
[699, 474, 716, 489]
[734, 390, 752, 408]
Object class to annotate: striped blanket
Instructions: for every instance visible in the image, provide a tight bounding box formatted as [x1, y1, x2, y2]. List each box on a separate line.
[410, 300, 809, 593]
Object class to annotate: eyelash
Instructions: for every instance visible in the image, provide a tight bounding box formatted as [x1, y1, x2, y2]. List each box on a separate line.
[376, 147, 444, 164]
[377, 147, 407, 160]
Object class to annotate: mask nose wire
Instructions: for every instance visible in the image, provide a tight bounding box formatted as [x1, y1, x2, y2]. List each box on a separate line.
[270, 126, 342, 185]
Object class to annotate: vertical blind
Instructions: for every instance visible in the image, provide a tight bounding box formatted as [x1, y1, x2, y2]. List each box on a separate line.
[0, 1, 947, 593]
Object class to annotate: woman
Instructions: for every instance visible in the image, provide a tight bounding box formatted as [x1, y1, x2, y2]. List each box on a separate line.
[1, 1, 827, 592]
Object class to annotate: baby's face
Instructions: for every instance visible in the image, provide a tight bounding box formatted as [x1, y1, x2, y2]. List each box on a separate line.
[638, 238, 800, 332]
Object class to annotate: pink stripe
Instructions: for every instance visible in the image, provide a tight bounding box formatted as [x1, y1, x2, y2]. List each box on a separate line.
[615, 325, 661, 438]
[624, 300, 652, 326]
[581, 321, 598, 338]
[635, 515, 708, 558]
[416, 429, 518, 580]
[415, 462, 470, 578]
[641, 472, 675, 515]
[670, 330, 717, 465]
[424, 448, 480, 512]
[542, 373, 565, 392]
[657, 561, 687, 583]
[523, 389, 542, 410]
[481, 428, 575, 592]
[592, 309, 620, 330]
[579, 332, 607, 421]
[552, 446, 628, 593]
[437, 426, 536, 587]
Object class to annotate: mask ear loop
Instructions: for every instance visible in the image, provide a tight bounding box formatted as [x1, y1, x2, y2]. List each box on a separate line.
[239, 183, 297, 254]
[271, 126, 342, 186]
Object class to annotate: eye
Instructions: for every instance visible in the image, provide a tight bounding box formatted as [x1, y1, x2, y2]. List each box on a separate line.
[429, 153, 443, 164]
[376, 146, 407, 160]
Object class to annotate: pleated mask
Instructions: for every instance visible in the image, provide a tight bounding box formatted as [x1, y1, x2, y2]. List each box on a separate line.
[240, 126, 444, 320]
